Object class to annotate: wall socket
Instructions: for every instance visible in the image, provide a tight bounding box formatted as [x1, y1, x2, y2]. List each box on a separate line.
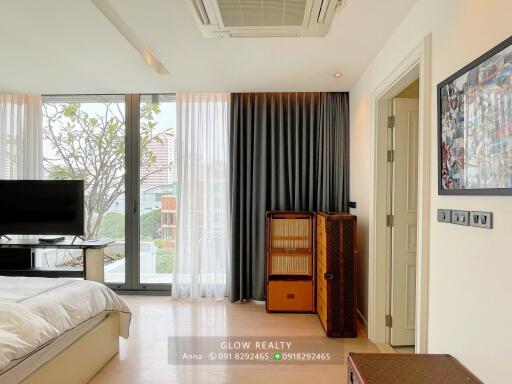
[437, 208, 493, 229]
[469, 211, 492, 229]
[451, 210, 469, 226]
[437, 209, 452, 223]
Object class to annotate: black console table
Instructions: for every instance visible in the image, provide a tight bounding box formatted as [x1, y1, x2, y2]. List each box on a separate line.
[0, 238, 114, 283]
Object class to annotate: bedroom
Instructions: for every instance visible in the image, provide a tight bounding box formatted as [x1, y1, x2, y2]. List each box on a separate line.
[0, 0, 511, 383]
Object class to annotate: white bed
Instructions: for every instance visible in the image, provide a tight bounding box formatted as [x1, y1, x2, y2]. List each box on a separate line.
[0, 276, 131, 384]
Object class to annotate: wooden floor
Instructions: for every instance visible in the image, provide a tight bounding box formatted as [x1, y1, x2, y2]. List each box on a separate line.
[90, 296, 379, 384]
[393, 346, 415, 354]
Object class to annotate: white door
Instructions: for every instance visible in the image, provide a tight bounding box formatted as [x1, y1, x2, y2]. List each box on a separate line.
[390, 98, 418, 347]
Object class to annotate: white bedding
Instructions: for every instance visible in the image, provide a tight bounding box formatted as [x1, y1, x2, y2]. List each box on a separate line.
[0, 276, 131, 376]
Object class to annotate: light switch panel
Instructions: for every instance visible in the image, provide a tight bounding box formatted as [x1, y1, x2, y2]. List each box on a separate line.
[470, 211, 493, 229]
[451, 210, 469, 226]
[437, 209, 452, 223]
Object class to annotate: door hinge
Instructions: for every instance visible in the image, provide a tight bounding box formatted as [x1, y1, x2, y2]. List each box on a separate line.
[387, 150, 395, 162]
[386, 214, 394, 227]
[387, 115, 395, 128]
[386, 314, 393, 327]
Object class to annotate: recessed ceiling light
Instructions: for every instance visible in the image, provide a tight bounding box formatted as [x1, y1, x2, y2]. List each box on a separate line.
[334, 73, 343, 78]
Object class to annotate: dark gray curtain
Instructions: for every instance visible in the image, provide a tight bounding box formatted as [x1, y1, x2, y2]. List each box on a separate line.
[229, 92, 349, 302]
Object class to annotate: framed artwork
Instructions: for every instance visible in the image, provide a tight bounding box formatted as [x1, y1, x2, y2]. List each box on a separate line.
[438, 35, 512, 195]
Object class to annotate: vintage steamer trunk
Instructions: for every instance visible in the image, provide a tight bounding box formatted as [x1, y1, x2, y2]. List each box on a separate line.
[266, 211, 316, 313]
[316, 212, 357, 337]
[347, 353, 484, 384]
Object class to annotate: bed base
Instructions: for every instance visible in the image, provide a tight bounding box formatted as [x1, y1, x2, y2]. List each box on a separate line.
[20, 313, 120, 384]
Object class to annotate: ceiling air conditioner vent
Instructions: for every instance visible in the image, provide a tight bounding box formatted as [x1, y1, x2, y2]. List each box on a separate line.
[188, 0, 346, 38]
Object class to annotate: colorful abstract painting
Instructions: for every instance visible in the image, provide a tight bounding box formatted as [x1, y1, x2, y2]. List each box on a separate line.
[439, 37, 512, 194]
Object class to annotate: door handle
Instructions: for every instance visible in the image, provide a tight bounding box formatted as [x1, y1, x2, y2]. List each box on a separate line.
[324, 273, 334, 280]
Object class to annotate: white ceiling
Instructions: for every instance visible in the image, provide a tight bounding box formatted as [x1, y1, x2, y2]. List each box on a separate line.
[0, 0, 418, 93]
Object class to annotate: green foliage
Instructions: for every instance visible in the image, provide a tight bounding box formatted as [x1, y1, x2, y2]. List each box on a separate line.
[47, 164, 84, 180]
[153, 239, 166, 248]
[98, 212, 125, 239]
[42, 101, 171, 239]
[155, 247, 174, 274]
[140, 209, 161, 239]
[62, 103, 79, 118]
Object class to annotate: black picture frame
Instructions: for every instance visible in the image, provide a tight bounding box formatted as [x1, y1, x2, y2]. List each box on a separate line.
[437, 35, 512, 196]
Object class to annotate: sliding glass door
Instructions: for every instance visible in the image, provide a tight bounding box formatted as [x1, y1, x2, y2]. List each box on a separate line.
[40, 94, 174, 291]
[41, 95, 127, 284]
[137, 95, 176, 286]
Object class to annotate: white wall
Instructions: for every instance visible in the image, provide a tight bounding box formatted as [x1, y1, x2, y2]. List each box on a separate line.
[350, 0, 512, 382]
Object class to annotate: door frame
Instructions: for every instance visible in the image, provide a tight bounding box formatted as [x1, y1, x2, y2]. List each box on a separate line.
[367, 34, 431, 353]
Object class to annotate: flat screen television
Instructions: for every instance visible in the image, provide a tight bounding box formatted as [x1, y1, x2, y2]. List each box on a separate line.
[0, 180, 84, 236]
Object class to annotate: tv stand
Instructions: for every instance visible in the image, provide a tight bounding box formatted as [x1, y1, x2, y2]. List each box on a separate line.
[0, 238, 113, 283]
[71, 235, 86, 244]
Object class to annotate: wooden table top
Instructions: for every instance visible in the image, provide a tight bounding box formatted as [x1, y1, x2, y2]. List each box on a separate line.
[348, 353, 484, 384]
[0, 238, 114, 249]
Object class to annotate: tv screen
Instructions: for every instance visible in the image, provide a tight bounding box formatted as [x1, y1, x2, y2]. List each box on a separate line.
[0, 180, 84, 236]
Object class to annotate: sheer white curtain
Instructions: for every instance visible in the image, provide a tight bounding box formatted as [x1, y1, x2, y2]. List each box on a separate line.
[173, 93, 230, 299]
[0, 94, 42, 179]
